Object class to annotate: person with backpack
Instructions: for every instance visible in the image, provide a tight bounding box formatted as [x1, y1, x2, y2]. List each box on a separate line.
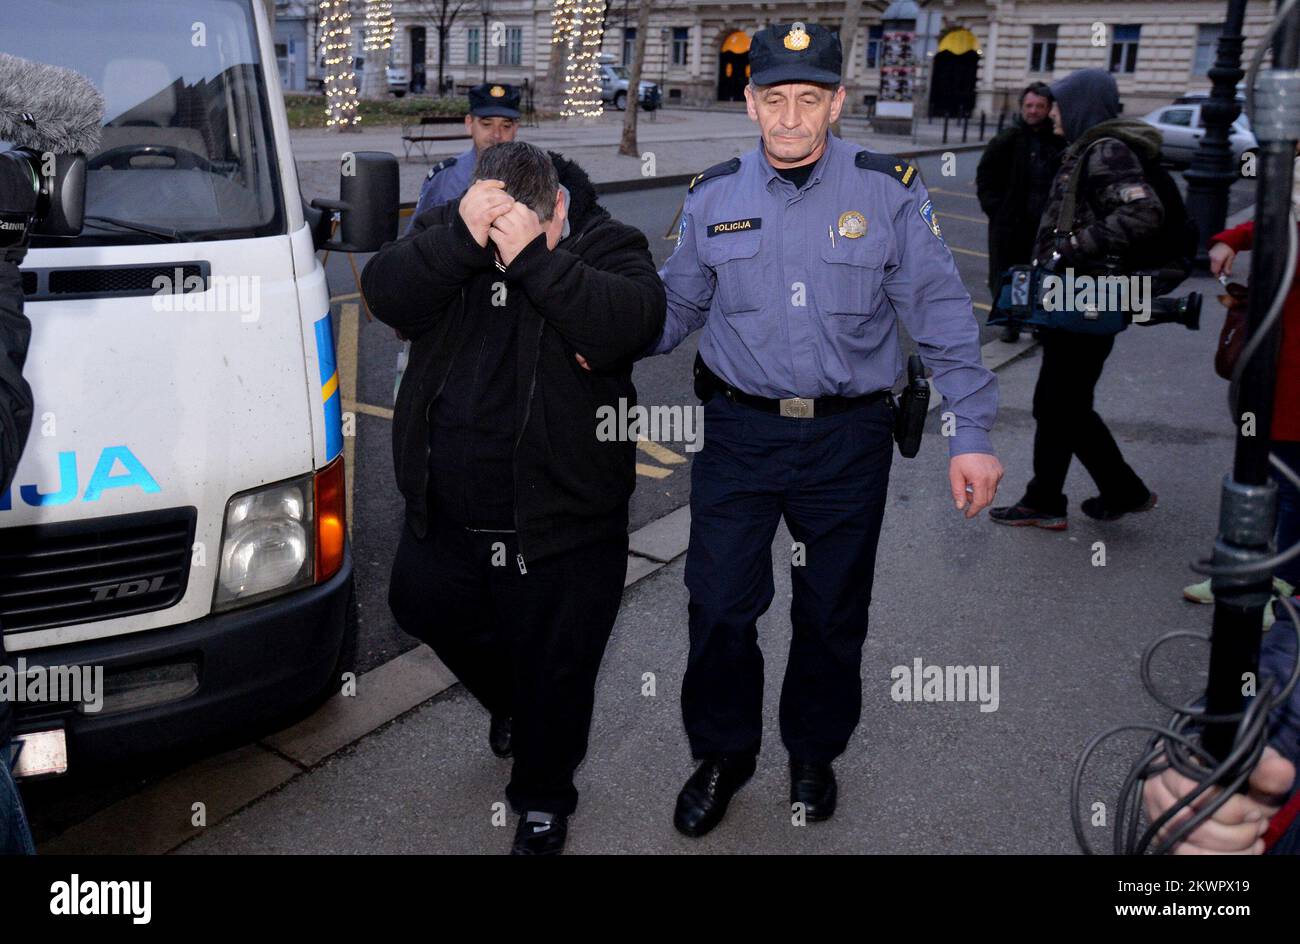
[990, 69, 1165, 530]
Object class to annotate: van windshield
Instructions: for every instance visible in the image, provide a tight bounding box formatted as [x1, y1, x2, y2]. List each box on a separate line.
[1, 0, 283, 245]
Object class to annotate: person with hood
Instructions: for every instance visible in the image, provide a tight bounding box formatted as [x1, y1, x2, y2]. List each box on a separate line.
[991, 68, 1162, 529]
[976, 81, 1065, 342]
[361, 142, 666, 855]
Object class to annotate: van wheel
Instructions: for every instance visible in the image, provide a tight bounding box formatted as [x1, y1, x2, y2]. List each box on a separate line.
[614, 91, 627, 111]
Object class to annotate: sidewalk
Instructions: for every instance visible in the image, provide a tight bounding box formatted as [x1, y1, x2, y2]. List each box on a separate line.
[47, 273, 1233, 855]
[292, 107, 993, 203]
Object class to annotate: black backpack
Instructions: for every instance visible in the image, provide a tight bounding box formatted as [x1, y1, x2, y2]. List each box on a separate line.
[1069, 139, 1198, 288]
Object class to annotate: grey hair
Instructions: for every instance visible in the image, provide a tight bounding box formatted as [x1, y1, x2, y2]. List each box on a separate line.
[473, 141, 560, 222]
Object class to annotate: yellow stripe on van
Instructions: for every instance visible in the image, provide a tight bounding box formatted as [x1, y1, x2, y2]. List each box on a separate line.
[322, 371, 339, 402]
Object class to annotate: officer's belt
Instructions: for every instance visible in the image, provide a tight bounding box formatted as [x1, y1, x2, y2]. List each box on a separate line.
[693, 354, 889, 419]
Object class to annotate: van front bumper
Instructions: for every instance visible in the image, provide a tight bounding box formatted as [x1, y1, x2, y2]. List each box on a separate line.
[10, 548, 353, 772]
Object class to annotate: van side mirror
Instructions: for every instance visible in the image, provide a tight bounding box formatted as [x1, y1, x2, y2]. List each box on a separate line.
[309, 150, 399, 253]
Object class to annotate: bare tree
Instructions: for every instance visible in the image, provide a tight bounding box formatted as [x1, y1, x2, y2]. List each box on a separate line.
[411, 0, 479, 95]
[617, 0, 652, 156]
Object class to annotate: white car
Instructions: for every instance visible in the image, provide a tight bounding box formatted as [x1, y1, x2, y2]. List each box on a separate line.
[386, 64, 407, 97]
[1141, 102, 1257, 166]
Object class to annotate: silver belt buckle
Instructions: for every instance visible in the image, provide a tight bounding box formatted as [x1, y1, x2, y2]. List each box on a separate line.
[779, 397, 814, 418]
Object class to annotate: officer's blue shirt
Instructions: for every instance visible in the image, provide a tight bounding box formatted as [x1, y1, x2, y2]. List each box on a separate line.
[653, 132, 997, 457]
[408, 146, 477, 231]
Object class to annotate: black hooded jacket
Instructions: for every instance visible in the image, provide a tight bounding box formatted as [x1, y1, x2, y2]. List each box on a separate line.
[361, 152, 666, 564]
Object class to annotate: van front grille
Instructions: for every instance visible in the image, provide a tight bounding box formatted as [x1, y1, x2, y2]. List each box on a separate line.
[0, 507, 197, 634]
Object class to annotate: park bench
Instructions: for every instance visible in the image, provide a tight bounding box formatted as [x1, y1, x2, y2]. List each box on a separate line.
[400, 114, 469, 161]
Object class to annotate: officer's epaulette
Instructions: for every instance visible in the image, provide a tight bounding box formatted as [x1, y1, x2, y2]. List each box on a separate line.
[688, 157, 741, 193]
[426, 156, 457, 180]
[855, 151, 918, 189]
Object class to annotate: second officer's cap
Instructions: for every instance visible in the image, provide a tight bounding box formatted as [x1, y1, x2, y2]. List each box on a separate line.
[748, 22, 843, 86]
[468, 83, 521, 118]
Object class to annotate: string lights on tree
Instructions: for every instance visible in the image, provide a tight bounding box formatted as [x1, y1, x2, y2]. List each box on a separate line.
[319, 0, 360, 129]
[363, 0, 395, 53]
[553, 0, 606, 118]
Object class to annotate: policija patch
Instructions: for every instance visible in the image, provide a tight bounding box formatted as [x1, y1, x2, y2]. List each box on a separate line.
[707, 218, 761, 237]
[919, 199, 942, 239]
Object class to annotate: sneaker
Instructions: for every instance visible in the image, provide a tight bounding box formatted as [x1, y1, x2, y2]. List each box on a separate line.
[1182, 578, 1214, 604]
[1185, 577, 1294, 602]
[1080, 492, 1158, 521]
[989, 503, 1067, 530]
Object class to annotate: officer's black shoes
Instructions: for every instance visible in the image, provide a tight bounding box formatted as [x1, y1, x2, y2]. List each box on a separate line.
[789, 760, 837, 821]
[511, 811, 568, 855]
[989, 502, 1068, 531]
[999, 324, 1022, 343]
[489, 715, 513, 758]
[1080, 492, 1158, 522]
[673, 755, 757, 838]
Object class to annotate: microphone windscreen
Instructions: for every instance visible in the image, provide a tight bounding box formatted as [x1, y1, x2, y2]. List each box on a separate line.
[0, 53, 104, 155]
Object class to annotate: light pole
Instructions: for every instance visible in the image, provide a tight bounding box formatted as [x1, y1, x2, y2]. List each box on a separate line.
[1183, 0, 1249, 269]
[481, 0, 492, 84]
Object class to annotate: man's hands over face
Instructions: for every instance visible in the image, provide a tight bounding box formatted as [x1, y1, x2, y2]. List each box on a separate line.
[489, 201, 546, 267]
[458, 179, 514, 248]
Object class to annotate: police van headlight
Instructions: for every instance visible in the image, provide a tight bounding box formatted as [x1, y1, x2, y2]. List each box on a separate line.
[213, 475, 313, 611]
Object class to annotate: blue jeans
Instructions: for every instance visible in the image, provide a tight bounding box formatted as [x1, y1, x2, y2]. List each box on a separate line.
[1274, 441, 1300, 589]
[0, 745, 35, 855]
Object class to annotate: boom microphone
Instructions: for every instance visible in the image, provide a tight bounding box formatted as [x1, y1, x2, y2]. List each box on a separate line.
[0, 52, 104, 155]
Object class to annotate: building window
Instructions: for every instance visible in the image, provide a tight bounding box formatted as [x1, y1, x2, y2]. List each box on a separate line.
[498, 26, 523, 66]
[672, 27, 689, 66]
[467, 27, 480, 66]
[866, 24, 883, 69]
[1109, 24, 1141, 74]
[1193, 24, 1222, 75]
[623, 27, 636, 66]
[1029, 25, 1056, 72]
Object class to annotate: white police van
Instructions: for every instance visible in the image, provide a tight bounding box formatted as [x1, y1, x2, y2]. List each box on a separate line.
[0, 0, 396, 776]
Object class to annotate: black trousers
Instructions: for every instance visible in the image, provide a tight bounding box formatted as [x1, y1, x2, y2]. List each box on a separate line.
[683, 393, 894, 764]
[389, 521, 628, 815]
[1022, 330, 1149, 517]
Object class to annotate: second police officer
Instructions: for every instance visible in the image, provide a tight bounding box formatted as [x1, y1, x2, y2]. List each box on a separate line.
[647, 22, 1004, 839]
[410, 82, 522, 224]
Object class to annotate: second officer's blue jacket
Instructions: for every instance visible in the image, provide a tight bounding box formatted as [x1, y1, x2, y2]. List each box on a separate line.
[409, 146, 477, 229]
[652, 132, 997, 457]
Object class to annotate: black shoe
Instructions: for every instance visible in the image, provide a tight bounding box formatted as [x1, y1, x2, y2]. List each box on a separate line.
[1000, 324, 1021, 343]
[988, 502, 1067, 530]
[489, 715, 512, 758]
[789, 760, 837, 821]
[1080, 492, 1158, 521]
[511, 811, 567, 855]
[673, 756, 756, 838]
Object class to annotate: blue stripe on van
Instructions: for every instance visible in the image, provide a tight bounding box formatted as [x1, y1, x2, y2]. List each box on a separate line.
[314, 312, 343, 461]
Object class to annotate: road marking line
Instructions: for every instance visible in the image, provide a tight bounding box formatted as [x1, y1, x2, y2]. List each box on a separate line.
[636, 462, 673, 479]
[973, 301, 991, 311]
[331, 291, 361, 303]
[948, 245, 988, 258]
[938, 210, 988, 224]
[338, 302, 359, 539]
[345, 399, 395, 420]
[637, 438, 686, 464]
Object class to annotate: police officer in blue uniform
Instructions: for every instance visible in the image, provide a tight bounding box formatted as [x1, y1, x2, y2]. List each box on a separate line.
[648, 22, 1004, 839]
[409, 82, 522, 227]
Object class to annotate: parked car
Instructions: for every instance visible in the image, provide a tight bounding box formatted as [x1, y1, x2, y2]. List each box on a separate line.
[598, 55, 660, 111]
[1141, 101, 1257, 167]
[386, 64, 407, 97]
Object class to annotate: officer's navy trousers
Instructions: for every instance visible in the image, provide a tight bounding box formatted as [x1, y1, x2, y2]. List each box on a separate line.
[683, 391, 894, 763]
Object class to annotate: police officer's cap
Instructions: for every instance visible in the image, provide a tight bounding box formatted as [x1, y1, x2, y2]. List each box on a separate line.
[468, 83, 521, 119]
[748, 23, 842, 87]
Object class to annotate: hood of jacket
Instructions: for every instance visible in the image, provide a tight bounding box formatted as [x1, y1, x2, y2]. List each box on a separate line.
[1051, 68, 1121, 142]
[1064, 117, 1163, 163]
[548, 149, 607, 236]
